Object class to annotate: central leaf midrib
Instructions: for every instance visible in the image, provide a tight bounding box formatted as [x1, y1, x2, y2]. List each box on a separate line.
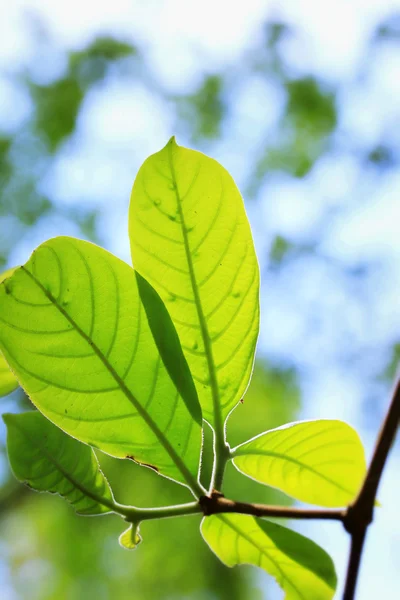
[21, 266, 200, 494]
[12, 418, 115, 513]
[233, 448, 354, 496]
[166, 144, 222, 434]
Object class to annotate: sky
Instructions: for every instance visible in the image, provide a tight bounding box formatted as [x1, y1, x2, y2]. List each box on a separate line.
[0, 1, 399, 598]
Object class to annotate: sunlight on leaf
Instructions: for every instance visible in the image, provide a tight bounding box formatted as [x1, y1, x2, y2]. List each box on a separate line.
[201, 514, 336, 600]
[119, 523, 142, 550]
[0, 352, 18, 398]
[4, 411, 115, 515]
[129, 137, 260, 429]
[232, 420, 366, 507]
[0, 237, 202, 492]
[0, 267, 17, 284]
[0, 267, 19, 397]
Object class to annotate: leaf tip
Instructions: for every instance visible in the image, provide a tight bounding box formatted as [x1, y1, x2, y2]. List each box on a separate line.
[2, 412, 14, 427]
[167, 135, 178, 148]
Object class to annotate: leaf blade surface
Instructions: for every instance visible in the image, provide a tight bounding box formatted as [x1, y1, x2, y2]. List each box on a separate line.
[201, 514, 336, 600]
[129, 138, 260, 426]
[233, 420, 366, 506]
[0, 237, 202, 491]
[4, 411, 115, 515]
[0, 352, 18, 397]
[0, 268, 19, 397]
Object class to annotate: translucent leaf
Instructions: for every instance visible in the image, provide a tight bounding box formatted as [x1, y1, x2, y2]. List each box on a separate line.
[0, 237, 202, 492]
[3, 411, 115, 515]
[201, 514, 336, 600]
[0, 268, 19, 397]
[232, 420, 366, 507]
[129, 137, 260, 428]
[0, 267, 17, 283]
[0, 352, 18, 397]
[119, 523, 142, 550]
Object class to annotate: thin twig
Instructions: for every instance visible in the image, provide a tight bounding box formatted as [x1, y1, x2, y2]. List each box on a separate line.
[352, 377, 400, 512]
[200, 494, 346, 522]
[342, 377, 400, 600]
[122, 501, 202, 522]
[121, 496, 346, 524]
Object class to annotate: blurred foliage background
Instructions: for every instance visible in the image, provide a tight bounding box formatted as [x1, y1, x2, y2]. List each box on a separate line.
[0, 2, 399, 599]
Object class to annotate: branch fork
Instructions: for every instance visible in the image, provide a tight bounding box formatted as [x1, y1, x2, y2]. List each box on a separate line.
[125, 377, 400, 600]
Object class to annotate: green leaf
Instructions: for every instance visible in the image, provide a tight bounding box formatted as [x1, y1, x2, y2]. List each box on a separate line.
[0, 267, 17, 284]
[0, 237, 202, 493]
[0, 268, 19, 397]
[232, 420, 366, 507]
[3, 411, 115, 515]
[129, 137, 260, 429]
[119, 523, 142, 550]
[201, 514, 336, 600]
[0, 352, 18, 397]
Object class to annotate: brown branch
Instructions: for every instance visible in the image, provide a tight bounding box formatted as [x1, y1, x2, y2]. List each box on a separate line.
[200, 494, 345, 522]
[342, 377, 400, 600]
[342, 529, 367, 600]
[198, 376, 399, 600]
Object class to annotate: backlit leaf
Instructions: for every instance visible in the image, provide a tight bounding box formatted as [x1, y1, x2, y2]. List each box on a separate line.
[0, 267, 16, 284]
[201, 514, 336, 600]
[0, 352, 18, 397]
[232, 420, 366, 507]
[4, 411, 115, 515]
[129, 137, 260, 429]
[0, 267, 19, 397]
[0, 237, 202, 493]
[119, 523, 142, 550]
